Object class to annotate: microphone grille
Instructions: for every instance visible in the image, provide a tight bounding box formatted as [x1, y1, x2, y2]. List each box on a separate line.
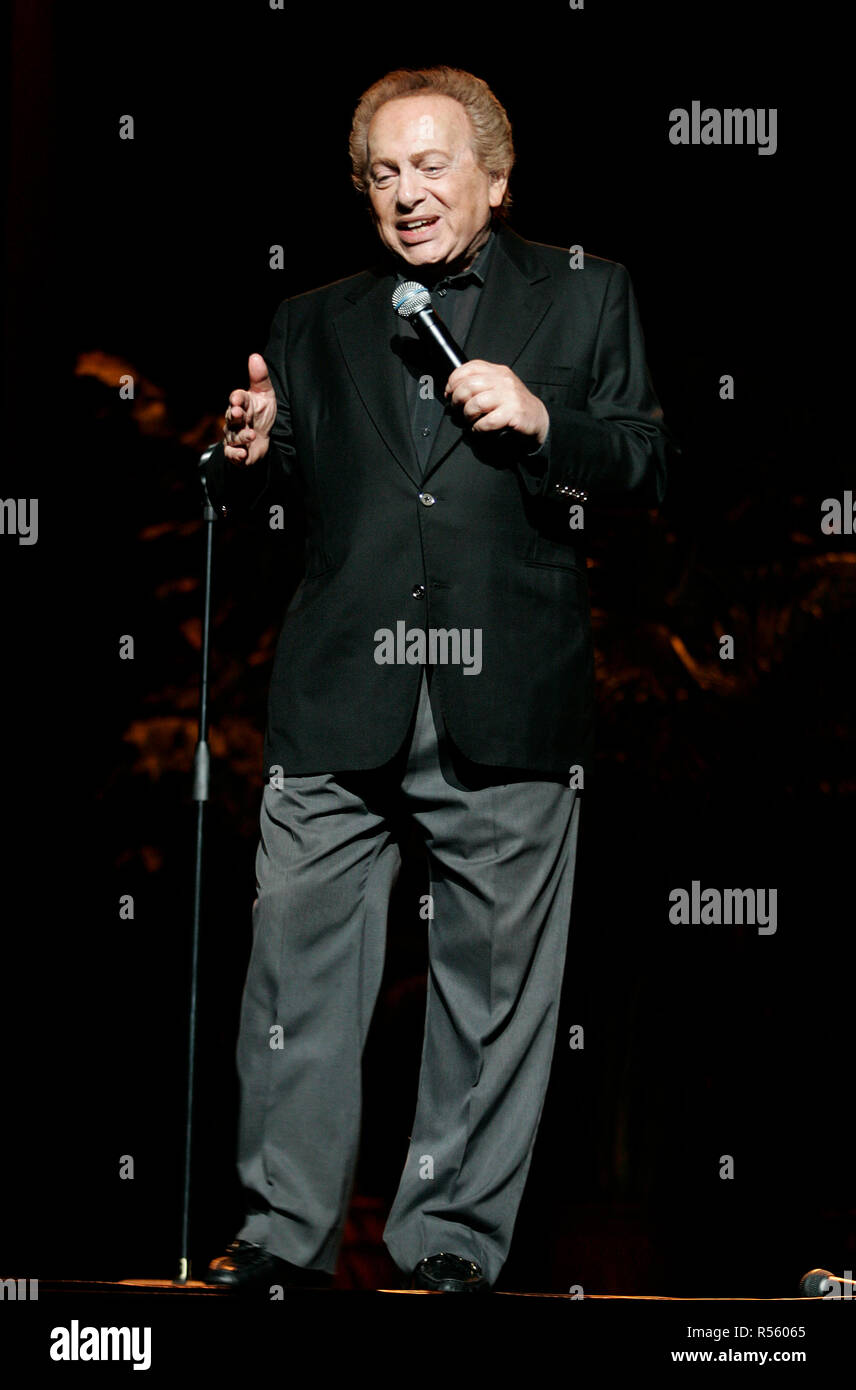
[392, 281, 431, 318]
[799, 1269, 835, 1297]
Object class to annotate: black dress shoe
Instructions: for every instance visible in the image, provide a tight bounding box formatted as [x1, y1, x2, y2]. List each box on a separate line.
[411, 1252, 490, 1293]
[205, 1239, 332, 1293]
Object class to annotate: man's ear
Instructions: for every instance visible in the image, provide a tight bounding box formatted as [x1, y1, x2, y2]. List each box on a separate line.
[489, 170, 509, 209]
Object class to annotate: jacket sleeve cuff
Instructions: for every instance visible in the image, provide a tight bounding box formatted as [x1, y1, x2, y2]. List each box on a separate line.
[520, 262, 671, 509]
[537, 404, 669, 508]
[516, 428, 551, 496]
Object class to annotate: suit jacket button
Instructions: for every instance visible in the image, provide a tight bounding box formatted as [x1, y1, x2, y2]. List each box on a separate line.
[411, 584, 426, 599]
[419, 492, 436, 506]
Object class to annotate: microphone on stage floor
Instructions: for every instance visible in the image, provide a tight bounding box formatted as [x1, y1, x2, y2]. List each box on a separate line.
[392, 280, 467, 371]
[799, 1268, 856, 1297]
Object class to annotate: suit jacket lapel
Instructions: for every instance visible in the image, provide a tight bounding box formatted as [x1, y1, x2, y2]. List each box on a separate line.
[332, 225, 554, 489]
[422, 225, 554, 481]
[334, 270, 422, 488]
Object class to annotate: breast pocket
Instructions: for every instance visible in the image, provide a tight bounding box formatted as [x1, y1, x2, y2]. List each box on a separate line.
[518, 363, 586, 407]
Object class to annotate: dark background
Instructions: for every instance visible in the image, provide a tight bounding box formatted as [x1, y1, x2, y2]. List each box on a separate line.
[3, 0, 851, 1295]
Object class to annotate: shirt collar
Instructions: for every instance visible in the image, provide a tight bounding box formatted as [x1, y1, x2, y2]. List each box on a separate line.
[433, 230, 494, 291]
[391, 227, 495, 292]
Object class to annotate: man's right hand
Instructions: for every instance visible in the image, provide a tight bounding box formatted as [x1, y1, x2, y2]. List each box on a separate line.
[222, 353, 277, 466]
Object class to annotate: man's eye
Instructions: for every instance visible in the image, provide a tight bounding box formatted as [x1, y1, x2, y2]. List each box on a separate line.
[423, 166, 443, 174]
[374, 174, 394, 186]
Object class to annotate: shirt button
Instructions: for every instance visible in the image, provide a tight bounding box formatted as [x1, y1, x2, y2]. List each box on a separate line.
[421, 426, 431, 437]
[419, 492, 435, 506]
[411, 583, 426, 599]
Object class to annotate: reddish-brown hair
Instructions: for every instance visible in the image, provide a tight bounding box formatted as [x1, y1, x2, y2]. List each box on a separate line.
[349, 66, 515, 216]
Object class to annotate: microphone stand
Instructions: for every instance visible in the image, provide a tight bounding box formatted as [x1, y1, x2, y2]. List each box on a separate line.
[173, 443, 220, 1285]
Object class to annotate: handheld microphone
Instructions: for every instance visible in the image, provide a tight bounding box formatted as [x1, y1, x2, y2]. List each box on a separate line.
[799, 1268, 856, 1297]
[392, 280, 525, 446]
[392, 281, 467, 371]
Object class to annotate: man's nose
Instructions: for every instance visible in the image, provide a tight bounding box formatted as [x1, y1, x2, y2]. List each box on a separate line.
[395, 170, 426, 209]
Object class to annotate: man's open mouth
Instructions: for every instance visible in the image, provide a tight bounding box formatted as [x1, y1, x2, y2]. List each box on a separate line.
[397, 217, 439, 231]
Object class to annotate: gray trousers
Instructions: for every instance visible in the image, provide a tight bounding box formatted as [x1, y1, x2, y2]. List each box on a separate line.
[234, 669, 580, 1286]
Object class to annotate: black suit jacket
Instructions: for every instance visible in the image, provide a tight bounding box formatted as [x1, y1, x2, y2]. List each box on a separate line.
[205, 219, 670, 779]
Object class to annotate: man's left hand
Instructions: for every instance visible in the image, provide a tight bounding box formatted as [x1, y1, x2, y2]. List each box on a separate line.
[445, 360, 549, 444]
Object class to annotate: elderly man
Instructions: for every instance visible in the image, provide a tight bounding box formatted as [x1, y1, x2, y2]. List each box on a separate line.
[204, 66, 669, 1294]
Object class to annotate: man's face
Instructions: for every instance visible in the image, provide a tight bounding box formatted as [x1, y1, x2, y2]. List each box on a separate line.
[366, 93, 507, 270]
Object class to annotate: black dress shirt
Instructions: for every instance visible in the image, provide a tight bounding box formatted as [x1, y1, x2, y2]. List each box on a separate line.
[392, 231, 547, 477]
